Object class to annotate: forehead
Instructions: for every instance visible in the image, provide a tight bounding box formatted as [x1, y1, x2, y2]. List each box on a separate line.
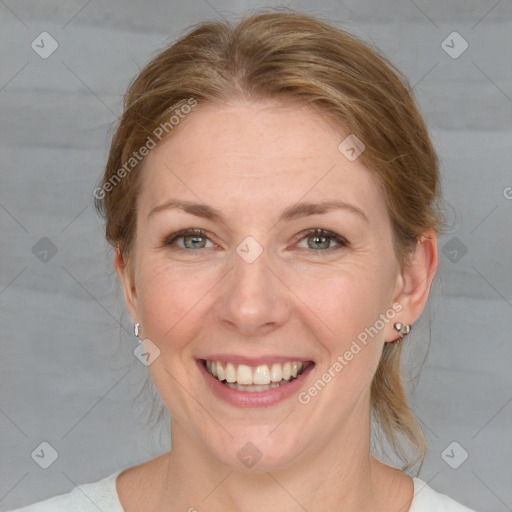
[138, 100, 388, 226]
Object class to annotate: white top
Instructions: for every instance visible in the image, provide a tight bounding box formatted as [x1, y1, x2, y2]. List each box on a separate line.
[8, 470, 478, 511]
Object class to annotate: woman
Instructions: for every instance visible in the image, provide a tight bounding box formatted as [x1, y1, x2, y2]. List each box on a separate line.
[11, 9, 478, 512]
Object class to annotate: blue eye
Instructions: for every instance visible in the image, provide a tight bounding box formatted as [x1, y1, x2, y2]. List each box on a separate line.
[162, 228, 349, 252]
[163, 229, 212, 250]
[297, 228, 349, 251]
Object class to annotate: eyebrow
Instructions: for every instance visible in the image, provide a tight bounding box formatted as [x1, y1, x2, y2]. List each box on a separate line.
[148, 198, 368, 223]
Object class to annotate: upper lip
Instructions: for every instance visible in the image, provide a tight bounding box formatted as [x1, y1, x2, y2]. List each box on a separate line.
[198, 354, 315, 366]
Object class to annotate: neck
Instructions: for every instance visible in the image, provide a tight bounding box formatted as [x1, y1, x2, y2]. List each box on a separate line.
[153, 404, 402, 511]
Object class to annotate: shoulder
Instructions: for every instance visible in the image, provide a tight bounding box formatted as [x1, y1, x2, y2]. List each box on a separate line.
[409, 478, 478, 512]
[7, 470, 125, 512]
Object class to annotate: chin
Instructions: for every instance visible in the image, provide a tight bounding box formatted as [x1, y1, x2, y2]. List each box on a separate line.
[206, 426, 308, 473]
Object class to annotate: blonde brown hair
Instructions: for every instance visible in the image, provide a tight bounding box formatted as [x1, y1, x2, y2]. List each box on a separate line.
[95, 9, 443, 474]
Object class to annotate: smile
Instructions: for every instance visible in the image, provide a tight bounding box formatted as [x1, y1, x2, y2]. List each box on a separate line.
[202, 359, 313, 393]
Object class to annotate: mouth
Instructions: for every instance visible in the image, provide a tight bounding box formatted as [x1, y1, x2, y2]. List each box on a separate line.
[197, 358, 315, 406]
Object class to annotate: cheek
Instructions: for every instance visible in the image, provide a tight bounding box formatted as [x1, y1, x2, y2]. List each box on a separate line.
[133, 261, 218, 416]
[296, 261, 393, 339]
[294, 263, 395, 392]
[136, 253, 396, 347]
[135, 259, 221, 351]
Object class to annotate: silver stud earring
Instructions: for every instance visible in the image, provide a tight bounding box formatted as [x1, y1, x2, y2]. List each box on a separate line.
[393, 322, 411, 339]
[134, 323, 141, 339]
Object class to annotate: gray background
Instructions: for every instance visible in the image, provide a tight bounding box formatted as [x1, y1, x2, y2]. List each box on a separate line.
[0, 1, 511, 510]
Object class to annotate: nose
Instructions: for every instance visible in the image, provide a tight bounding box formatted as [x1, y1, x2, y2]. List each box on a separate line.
[215, 241, 291, 338]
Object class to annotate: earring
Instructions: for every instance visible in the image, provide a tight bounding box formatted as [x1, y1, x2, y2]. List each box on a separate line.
[134, 323, 141, 339]
[393, 322, 411, 340]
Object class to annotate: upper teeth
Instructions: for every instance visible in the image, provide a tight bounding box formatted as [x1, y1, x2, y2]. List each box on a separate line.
[205, 360, 307, 385]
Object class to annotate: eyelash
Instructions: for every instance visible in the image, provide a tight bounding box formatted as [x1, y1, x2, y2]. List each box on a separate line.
[162, 228, 349, 253]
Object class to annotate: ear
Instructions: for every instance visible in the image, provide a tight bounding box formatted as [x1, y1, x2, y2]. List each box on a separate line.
[114, 247, 139, 324]
[386, 228, 438, 340]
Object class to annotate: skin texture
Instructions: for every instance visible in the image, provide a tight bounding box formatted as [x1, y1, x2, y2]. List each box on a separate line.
[114, 99, 438, 511]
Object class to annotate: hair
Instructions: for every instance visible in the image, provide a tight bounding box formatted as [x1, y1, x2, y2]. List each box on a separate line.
[95, 8, 444, 474]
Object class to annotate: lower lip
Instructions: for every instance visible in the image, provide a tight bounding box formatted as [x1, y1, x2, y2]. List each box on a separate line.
[197, 360, 315, 408]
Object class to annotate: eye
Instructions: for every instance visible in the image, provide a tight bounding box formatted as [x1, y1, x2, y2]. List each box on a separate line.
[295, 228, 349, 252]
[162, 228, 349, 253]
[162, 228, 214, 250]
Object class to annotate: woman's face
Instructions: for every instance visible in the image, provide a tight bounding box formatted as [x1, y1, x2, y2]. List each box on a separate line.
[118, 99, 408, 471]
